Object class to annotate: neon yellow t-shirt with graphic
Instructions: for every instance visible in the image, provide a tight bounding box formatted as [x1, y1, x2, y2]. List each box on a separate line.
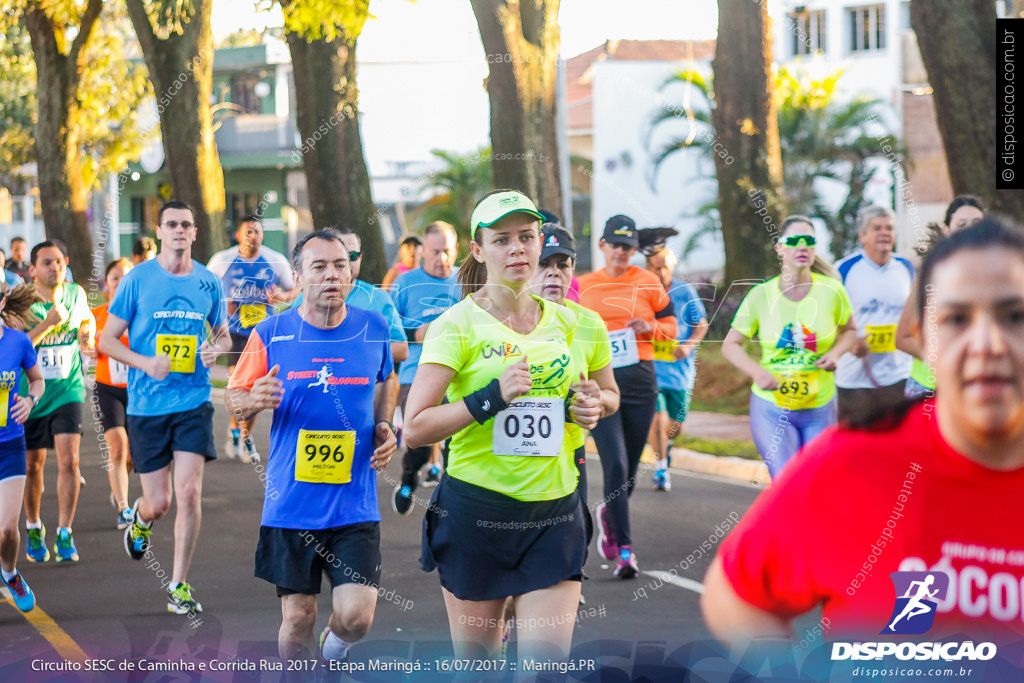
[731, 274, 853, 410]
[420, 296, 578, 501]
[566, 300, 612, 449]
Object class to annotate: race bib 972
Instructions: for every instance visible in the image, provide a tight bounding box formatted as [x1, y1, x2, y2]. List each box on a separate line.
[156, 334, 197, 374]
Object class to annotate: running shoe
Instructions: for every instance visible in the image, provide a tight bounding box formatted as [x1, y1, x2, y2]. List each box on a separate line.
[117, 508, 134, 530]
[423, 464, 441, 487]
[167, 582, 203, 614]
[54, 528, 79, 562]
[653, 468, 672, 492]
[392, 483, 414, 516]
[25, 525, 49, 563]
[224, 436, 242, 461]
[613, 546, 639, 580]
[79, 474, 86, 487]
[124, 500, 151, 560]
[241, 439, 261, 465]
[1, 571, 35, 612]
[595, 502, 617, 561]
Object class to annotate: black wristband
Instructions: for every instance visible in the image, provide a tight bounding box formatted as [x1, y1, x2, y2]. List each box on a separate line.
[564, 388, 576, 424]
[463, 378, 508, 424]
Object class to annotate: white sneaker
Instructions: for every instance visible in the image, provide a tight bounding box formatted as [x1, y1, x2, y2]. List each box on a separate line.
[224, 437, 242, 460]
[241, 438, 261, 465]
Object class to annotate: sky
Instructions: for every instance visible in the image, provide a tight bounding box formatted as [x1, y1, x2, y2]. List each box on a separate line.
[212, 0, 720, 61]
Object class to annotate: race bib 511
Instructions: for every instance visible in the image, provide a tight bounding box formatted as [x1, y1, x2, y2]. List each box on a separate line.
[608, 328, 640, 368]
[295, 429, 355, 484]
[156, 334, 197, 374]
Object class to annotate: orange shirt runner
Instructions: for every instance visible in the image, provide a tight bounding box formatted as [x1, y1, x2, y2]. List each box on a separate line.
[92, 303, 130, 387]
[578, 265, 678, 362]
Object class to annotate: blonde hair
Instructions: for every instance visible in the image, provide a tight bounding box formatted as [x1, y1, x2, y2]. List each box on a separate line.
[0, 283, 43, 331]
[780, 215, 840, 280]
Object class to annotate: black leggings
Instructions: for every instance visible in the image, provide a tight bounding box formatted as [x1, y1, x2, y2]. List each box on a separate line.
[590, 393, 658, 549]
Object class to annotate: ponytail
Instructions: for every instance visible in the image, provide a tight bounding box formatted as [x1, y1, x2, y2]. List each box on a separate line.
[458, 253, 487, 299]
[810, 255, 840, 280]
[1, 283, 42, 331]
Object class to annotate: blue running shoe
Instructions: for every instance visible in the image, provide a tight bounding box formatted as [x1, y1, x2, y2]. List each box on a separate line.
[25, 525, 49, 563]
[1, 571, 35, 611]
[54, 528, 79, 562]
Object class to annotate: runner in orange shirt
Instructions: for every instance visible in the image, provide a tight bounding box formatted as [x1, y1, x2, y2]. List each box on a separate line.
[92, 258, 135, 530]
[578, 215, 677, 579]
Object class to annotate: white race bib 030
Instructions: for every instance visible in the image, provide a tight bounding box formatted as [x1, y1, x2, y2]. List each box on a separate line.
[608, 327, 640, 368]
[38, 344, 76, 380]
[492, 398, 565, 457]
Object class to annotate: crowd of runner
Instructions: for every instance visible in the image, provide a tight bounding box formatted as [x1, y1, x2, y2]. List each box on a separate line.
[1, 189, 1022, 664]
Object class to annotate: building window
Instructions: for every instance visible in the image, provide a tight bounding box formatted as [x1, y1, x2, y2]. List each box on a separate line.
[849, 5, 886, 52]
[789, 10, 826, 56]
[226, 192, 265, 229]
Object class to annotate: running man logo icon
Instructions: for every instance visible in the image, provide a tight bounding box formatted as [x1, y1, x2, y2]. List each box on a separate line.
[882, 571, 950, 635]
[308, 365, 333, 393]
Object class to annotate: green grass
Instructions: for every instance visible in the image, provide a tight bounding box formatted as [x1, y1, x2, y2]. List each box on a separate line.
[673, 433, 761, 460]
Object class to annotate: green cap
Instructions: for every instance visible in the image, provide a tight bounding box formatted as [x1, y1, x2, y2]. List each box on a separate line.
[470, 191, 545, 240]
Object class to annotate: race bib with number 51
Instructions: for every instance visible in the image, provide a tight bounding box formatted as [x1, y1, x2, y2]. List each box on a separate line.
[295, 429, 355, 484]
[493, 398, 565, 457]
[608, 328, 640, 368]
[156, 334, 197, 374]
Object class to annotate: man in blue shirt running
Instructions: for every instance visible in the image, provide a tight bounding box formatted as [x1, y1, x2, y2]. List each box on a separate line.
[99, 200, 231, 617]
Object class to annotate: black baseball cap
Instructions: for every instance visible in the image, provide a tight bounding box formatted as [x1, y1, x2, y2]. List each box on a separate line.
[399, 234, 422, 247]
[601, 215, 638, 248]
[540, 223, 576, 261]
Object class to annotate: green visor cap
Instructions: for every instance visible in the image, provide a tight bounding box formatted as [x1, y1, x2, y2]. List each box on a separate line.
[470, 191, 545, 240]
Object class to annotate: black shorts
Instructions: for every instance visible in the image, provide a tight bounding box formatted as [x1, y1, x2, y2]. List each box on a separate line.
[226, 332, 251, 367]
[95, 383, 128, 431]
[126, 402, 217, 474]
[24, 402, 83, 450]
[255, 522, 382, 596]
[421, 475, 586, 601]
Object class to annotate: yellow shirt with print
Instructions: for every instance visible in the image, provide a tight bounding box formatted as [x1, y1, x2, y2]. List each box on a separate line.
[421, 296, 578, 501]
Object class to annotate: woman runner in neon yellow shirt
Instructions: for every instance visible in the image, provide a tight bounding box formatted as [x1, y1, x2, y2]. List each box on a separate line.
[722, 216, 858, 479]
[404, 191, 601, 661]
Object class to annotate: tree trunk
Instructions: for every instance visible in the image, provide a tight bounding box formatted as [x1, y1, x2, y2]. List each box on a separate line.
[911, 1, 1024, 218]
[712, 0, 786, 284]
[126, 0, 226, 261]
[470, 0, 562, 215]
[23, 0, 103, 286]
[284, 27, 384, 283]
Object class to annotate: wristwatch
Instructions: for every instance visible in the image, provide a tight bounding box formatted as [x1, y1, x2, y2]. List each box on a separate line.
[27, 394, 39, 406]
[376, 420, 397, 435]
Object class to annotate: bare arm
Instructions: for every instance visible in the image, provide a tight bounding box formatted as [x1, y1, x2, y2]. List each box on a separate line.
[98, 312, 169, 379]
[200, 322, 232, 368]
[27, 303, 68, 346]
[721, 328, 778, 391]
[701, 556, 793, 644]
[815, 317, 858, 371]
[390, 341, 409, 364]
[403, 363, 475, 448]
[676, 317, 709, 359]
[895, 302, 922, 358]
[225, 364, 283, 422]
[572, 364, 620, 419]
[370, 371, 400, 471]
[12, 364, 45, 424]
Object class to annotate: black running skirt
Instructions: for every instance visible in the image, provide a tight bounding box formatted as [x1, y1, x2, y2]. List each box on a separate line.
[420, 474, 586, 601]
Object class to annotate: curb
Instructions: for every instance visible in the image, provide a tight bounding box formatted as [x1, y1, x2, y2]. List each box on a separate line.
[668, 447, 768, 486]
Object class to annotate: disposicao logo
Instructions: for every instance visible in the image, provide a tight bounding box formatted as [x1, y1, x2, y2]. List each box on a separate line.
[831, 571, 997, 663]
[882, 571, 949, 635]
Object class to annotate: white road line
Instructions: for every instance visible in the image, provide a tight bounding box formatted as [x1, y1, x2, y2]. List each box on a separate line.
[641, 570, 705, 594]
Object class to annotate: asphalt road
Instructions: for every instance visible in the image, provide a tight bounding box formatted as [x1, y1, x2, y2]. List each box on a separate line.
[0, 392, 777, 682]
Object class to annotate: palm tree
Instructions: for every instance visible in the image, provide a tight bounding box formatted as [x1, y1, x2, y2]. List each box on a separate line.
[646, 63, 905, 260]
[416, 147, 493, 246]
